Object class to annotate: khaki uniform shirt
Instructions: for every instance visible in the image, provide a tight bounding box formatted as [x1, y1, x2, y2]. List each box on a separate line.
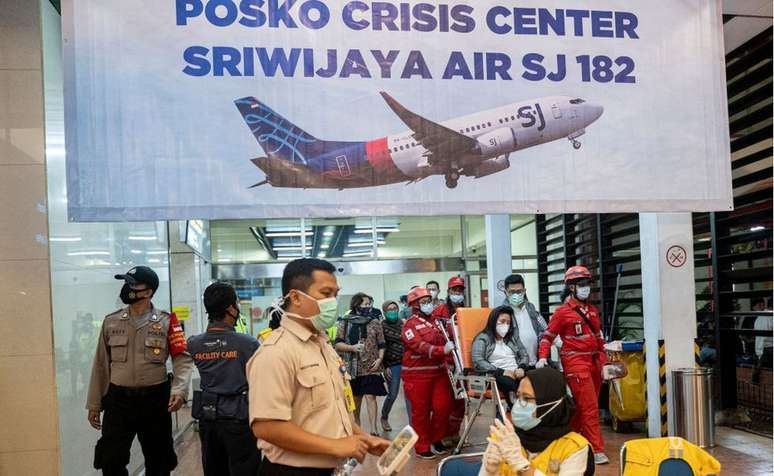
[86, 305, 193, 411]
[247, 317, 354, 469]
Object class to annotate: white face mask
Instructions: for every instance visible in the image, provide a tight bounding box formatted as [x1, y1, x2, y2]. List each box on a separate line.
[576, 286, 591, 300]
[496, 323, 510, 338]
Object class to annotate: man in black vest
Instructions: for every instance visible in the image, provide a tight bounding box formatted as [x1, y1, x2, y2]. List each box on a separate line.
[188, 282, 261, 476]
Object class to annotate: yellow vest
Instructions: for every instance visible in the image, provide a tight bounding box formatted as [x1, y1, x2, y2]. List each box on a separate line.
[493, 432, 589, 476]
[621, 437, 721, 476]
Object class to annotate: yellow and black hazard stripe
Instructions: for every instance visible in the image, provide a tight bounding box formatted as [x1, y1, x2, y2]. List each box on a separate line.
[658, 339, 668, 436]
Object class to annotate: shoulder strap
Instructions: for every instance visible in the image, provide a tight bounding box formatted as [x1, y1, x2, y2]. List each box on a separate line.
[572, 306, 599, 335]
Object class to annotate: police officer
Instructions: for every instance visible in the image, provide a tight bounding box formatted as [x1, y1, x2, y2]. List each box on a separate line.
[247, 258, 390, 476]
[86, 266, 193, 476]
[188, 282, 261, 476]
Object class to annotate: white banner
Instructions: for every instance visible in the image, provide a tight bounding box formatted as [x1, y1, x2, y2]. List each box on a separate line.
[62, 0, 732, 221]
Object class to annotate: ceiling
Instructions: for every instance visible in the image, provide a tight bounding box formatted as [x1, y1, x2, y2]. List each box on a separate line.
[211, 215, 534, 263]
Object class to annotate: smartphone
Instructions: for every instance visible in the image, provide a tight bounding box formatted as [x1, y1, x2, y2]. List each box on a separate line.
[376, 425, 419, 476]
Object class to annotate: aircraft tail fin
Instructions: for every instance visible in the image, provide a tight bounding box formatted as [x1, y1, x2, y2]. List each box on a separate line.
[234, 97, 320, 165]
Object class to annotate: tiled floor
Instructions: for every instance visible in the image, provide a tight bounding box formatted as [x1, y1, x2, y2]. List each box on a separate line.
[173, 393, 773, 476]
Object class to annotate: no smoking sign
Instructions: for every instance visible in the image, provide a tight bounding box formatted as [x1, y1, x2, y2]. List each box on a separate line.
[666, 245, 688, 268]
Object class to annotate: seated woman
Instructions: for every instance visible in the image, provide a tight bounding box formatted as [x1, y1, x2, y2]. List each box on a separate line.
[441, 367, 594, 476]
[472, 305, 530, 408]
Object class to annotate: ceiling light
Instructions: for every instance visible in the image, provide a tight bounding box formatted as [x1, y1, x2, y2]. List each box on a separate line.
[273, 246, 303, 251]
[219, 258, 232, 262]
[216, 248, 223, 252]
[353, 228, 399, 234]
[264, 231, 313, 238]
[148, 258, 161, 263]
[343, 250, 373, 256]
[750, 226, 765, 232]
[128, 236, 156, 241]
[130, 249, 143, 254]
[49, 237, 82, 242]
[146, 250, 167, 255]
[317, 252, 326, 258]
[323, 231, 335, 237]
[320, 244, 330, 249]
[67, 251, 110, 256]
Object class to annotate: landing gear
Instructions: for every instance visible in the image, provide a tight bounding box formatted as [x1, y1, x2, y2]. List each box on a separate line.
[572, 139, 582, 150]
[445, 171, 459, 188]
[446, 171, 460, 188]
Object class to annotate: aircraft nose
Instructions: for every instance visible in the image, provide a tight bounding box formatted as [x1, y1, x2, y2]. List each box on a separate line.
[586, 103, 604, 122]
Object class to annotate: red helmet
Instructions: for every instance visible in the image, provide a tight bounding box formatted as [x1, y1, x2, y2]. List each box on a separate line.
[448, 276, 466, 289]
[565, 265, 592, 284]
[407, 287, 432, 306]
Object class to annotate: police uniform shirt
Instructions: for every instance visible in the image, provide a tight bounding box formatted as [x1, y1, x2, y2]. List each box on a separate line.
[86, 305, 193, 411]
[246, 316, 354, 469]
[188, 321, 260, 419]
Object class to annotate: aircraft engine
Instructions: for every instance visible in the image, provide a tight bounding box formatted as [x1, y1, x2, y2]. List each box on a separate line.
[472, 155, 510, 178]
[475, 128, 517, 157]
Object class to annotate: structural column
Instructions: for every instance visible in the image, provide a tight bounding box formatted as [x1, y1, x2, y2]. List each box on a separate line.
[640, 213, 697, 437]
[0, 0, 60, 472]
[485, 214, 512, 305]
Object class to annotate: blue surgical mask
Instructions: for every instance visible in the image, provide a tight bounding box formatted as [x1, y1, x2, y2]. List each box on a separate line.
[450, 294, 464, 304]
[509, 293, 525, 306]
[511, 397, 564, 430]
[420, 303, 434, 315]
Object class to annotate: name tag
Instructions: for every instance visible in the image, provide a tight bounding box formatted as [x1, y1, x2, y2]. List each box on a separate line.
[574, 321, 583, 336]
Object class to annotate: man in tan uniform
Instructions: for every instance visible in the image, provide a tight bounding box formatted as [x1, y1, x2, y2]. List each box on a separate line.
[86, 266, 193, 476]
[248, 258, 390, 476]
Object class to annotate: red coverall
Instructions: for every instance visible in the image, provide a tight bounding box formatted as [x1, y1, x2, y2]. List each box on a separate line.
[432, 303, 465, 438]
[401, 312, 453, 453]
[538, 298, 607, 453]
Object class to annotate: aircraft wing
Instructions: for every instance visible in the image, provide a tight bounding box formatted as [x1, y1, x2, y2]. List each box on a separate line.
[380, 92, 478, 166]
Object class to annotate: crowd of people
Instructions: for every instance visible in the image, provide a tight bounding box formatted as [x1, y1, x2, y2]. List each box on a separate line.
[84, 258, 616, 475]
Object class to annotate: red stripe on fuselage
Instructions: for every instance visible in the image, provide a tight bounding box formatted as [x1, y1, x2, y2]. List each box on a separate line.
[366, 137, 403, 176]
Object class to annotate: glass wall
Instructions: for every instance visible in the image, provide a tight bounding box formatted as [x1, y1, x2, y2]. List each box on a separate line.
[42, 4, 173, 474]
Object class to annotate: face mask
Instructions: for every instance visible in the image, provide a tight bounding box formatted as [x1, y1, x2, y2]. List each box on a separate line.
[450, 294, 464, 304]
[575, 286, 591, 300]
[282, 290, 339, 332]
[420, 303, 434, 315]
[120, 283, 147, 305]
[509, 292, 525, 306]
[511, 397, 564, 431]
[358, 306, 372, 316]
[385, 310, 399, 321]
[496, 323, 510, 337]
[430, 290, 438, 300]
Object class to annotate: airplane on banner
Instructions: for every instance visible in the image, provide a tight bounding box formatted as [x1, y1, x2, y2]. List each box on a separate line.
[234, 93, 603, 189]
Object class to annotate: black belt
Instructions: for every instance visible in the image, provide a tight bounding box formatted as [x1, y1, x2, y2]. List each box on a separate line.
[109, 380, 169, 397]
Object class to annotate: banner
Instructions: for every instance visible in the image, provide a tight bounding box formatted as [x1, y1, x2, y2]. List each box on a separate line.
[62, 0, 732, 221]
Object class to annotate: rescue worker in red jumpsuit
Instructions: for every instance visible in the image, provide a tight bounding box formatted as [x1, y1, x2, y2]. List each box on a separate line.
[401, 287, 455, 459]
[431, 276, 467, 444]
[536, 265, 610, 465]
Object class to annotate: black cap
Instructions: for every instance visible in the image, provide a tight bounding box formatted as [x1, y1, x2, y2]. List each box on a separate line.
[115, 266, 159, 291]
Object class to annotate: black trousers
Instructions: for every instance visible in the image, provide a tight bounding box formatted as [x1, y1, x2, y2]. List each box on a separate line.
[94, 382, 176, 476]
[258, 459, 333, 476]
[495, 374, 520, 408]
[200, 419, 261, 476]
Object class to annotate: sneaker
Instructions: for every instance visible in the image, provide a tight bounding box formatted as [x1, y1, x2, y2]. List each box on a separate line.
[594, 453, 610, 465]
[381, 418, 392, 432]
[416, 451, 436, 460]
[431, 441, 450, 455]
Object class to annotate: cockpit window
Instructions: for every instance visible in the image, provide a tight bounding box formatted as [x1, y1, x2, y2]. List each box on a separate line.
[569, 98, 585, 104]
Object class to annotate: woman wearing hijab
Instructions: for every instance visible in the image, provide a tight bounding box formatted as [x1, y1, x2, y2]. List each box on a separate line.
[471, 306, 530, 409]
[441, 367, 594, 476]
[334, 292, 387, 434]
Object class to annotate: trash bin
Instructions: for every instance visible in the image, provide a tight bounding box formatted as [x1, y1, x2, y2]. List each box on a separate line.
[672, 368, 715, 448]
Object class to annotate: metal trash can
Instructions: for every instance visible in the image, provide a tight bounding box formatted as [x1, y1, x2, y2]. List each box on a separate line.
[672, 368, 715, 448]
